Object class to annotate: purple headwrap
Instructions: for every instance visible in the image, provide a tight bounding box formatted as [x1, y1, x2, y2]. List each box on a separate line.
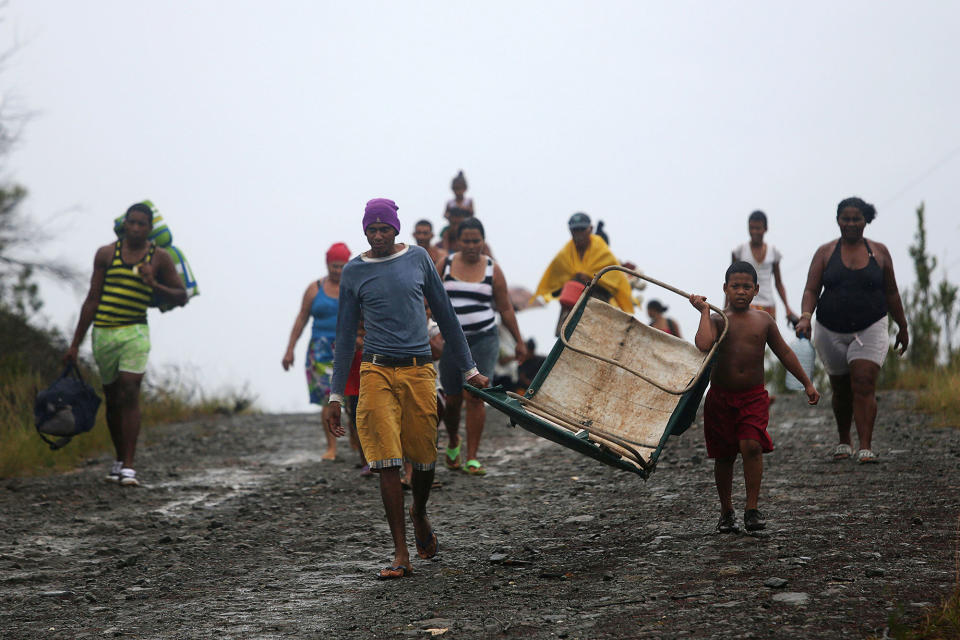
[362, 198, 400, 234]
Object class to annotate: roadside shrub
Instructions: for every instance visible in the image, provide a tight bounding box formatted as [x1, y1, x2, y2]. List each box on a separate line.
[887, 365, 960, 427]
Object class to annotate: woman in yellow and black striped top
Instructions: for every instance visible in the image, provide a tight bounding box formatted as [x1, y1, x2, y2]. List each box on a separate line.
[65, 202, 187, 487]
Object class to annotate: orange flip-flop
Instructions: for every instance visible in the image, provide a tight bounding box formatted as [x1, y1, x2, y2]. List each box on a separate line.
[377, 565, 412, 580]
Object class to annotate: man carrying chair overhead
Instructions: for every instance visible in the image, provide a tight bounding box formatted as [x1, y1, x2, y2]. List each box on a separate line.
[326, 198, 488, 580]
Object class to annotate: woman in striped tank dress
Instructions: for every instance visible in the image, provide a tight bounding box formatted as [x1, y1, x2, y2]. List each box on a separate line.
[65, 203, 187, 487]
[437, 218, 528, 475]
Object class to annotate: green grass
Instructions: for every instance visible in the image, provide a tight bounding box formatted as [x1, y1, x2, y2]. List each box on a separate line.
[885, 363, 960, 428]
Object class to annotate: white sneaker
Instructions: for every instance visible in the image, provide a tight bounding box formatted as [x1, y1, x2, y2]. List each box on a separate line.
[119, 468, 140, 487]
[105, 461, 123, 482]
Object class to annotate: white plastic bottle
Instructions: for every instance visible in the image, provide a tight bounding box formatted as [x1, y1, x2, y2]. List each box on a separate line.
[785, 336, 816, 391]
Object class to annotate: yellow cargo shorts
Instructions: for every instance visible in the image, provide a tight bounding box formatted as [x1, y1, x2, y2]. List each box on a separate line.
[355, 362, 439, 471]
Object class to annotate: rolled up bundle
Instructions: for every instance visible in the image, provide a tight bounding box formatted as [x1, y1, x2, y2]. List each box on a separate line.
[152, 244, 199, 312]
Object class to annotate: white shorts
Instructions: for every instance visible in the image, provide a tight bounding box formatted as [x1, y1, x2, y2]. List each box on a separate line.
[813, 317, 888, 376]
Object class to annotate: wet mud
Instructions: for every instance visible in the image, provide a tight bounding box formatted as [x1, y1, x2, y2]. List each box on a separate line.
[2, 390, 959, 639]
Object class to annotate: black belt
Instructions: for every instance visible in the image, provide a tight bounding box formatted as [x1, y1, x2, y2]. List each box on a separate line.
[361, 353, 432, 367]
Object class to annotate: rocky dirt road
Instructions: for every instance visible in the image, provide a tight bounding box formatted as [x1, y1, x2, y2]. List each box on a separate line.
[2, 390, 959, 639]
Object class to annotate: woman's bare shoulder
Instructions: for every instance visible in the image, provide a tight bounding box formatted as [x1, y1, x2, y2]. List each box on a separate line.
[816, 239, 838, 254]
[866, 237, 890, 254]
[866, 237, 895, 266]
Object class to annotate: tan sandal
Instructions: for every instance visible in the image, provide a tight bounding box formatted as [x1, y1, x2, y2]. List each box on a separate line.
[832, 444, 853, 460]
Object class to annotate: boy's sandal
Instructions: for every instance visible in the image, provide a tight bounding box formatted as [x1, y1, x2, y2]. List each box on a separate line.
[832, 444, 853, 460]
[463, 459, 486, 476]
[855, 449, 878, 464]
[444, 442, 462, 470]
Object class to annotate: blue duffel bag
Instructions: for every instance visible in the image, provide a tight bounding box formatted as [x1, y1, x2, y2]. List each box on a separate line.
[34, 363, 102, 450]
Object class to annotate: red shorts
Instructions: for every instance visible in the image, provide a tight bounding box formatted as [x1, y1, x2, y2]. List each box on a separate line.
[344, 350, 363, 396]
[703, 384, 773, 458]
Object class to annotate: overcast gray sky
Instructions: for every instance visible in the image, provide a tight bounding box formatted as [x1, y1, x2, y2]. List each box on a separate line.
[5, 1, 959, 411]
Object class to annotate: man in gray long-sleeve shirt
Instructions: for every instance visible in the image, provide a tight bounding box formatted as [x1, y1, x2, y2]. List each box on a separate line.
[327, 198, 488, 580]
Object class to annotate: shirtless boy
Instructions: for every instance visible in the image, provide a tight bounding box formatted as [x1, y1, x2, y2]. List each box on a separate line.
[690, 261, 820, 533]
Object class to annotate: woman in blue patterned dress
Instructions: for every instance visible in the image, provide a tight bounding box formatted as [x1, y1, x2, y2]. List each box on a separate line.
[283, 242, 351, 460]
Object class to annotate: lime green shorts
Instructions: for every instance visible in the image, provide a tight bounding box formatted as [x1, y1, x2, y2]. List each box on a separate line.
[92, 324, 151, 385]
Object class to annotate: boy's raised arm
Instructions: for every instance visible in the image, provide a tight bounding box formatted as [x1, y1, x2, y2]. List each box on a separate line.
[767, 316, 820, 405]
[688, 294, 718, 352]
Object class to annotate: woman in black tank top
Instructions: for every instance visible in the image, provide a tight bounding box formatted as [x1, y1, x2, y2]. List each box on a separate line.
[794, 197, 909, 465]
[817, 237, 887, 332]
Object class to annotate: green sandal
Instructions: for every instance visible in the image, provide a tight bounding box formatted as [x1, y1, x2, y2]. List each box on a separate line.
[464, 459, 486, 476]
[444, 442, 462, 470]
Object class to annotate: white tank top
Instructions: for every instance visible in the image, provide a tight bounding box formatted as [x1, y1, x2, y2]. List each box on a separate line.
[732, 242, 782, 308]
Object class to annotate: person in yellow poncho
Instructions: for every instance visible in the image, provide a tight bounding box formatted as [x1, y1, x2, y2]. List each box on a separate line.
[532, 212, 634, 335]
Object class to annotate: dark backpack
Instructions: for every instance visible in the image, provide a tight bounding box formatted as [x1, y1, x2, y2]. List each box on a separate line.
[34, 363, 102, 450]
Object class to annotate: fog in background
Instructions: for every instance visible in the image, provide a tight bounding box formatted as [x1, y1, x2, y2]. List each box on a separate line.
[4, 1, 959, 411]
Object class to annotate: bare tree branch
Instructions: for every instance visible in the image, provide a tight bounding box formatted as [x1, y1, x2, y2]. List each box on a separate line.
[0, 11, 83, 311]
